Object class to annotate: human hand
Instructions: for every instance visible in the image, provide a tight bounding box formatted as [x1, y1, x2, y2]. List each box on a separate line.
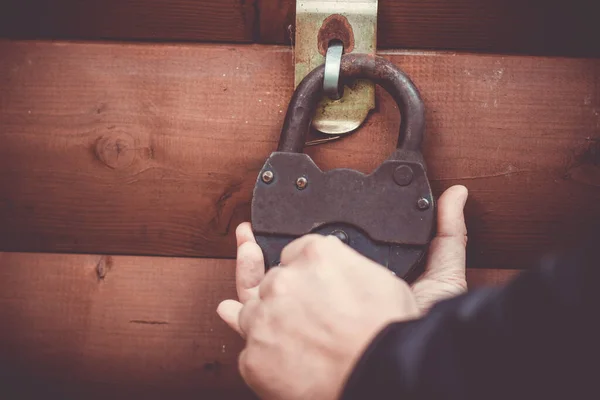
[217, 185, 469, 400]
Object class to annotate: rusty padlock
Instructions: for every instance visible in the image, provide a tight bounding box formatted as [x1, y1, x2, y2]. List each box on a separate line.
[251, 54, 435, 280]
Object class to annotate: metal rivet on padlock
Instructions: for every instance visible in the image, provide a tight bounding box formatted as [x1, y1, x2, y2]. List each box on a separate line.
[261, 170, 274, 184]
[393, 165, 414, 186]
[251, 54, 435, 281]
[330, 230, 349, 244]
[295, 176, 308, 190]
[417, 197, 431, 210]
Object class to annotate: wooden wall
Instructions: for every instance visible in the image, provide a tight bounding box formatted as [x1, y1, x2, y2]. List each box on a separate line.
[1, 41, 598, 269]
[1, 0, 599, 56]
[0, 1, 599, 398]
[0, 252, 518, 399]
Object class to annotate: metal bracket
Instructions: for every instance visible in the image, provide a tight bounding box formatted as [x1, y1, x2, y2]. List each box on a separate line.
[295, 0, 377, 135]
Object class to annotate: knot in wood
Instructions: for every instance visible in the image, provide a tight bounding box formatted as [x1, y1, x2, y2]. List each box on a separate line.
[95, 133, 136, 169]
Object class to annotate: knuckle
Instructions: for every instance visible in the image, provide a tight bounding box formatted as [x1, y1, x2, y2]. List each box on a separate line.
[237, 240, 256, 256]
[235, 223, 246, 238]
[263, 266, 282, 285]
[448, 274, 468, 293]
[261, 268, 289, 298]
[238, 349, 250, 377]
[302, 236, 332, 260]
[269, 272, 289, 296]
[240, 347, 262, 378]
[238, 348, 249, 369]
[238, 300, 257, 334]
[238, 348, 255, 379]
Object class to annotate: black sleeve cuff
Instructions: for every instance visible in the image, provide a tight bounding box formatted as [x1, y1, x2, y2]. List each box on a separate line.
[340, 320, 421, 400]
[339, 288, 500, 400]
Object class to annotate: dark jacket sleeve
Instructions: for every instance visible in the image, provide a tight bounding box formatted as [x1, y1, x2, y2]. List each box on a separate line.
[341, 242, 599, 400]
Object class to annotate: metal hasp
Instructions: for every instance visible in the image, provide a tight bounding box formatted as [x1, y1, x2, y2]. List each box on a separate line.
[295, 0, 377, 134]
[252, 54, 435, 281]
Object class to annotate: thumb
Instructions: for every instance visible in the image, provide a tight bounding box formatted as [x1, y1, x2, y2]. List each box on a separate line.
[217, 299, 244, 337]
[412, 185, 469, 311]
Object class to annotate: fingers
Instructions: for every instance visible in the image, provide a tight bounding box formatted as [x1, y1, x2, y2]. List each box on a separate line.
[424, 185, 468, 279]
[217, 297, 261, 339]
[218, 223, 266, 339]
[436, 185, 469, 239]
[280, 234, 324, 265]
[236, 222, 257, 246]
[218, 223, 262, 337]
[238, 298, 260, 338]
[412, 185, 469, 310]
[236, 223, 265, 303]
[280, 234, 346, 265]
[238, 349, 250, 384]
[258, 265, 302, 300]
[217, 299, 244, 336]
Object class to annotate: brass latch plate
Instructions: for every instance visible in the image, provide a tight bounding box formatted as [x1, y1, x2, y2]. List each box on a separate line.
[295, 0, 377, 135]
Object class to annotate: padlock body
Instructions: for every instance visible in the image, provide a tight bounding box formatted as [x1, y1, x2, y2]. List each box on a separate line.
[255, 223, 427, 279]
[251, 151, 435, 280]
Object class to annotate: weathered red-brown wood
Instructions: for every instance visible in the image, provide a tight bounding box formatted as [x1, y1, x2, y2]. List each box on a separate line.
[1, 0, 599, 57]
[0, 252, 518, 399]
[0, 41, 599, 269]
[0, 0, 256, 44]
[466, 268, 521, 287]
[259, 0, 600, 57]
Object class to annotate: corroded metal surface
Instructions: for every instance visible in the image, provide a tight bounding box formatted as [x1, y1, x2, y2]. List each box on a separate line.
[295, 0, 377, 134]
[253, 54, 434, 280]
[280, 54, 426, 153]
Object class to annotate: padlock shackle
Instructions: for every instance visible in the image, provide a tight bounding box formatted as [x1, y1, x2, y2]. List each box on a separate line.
[278, 54, 425, 154]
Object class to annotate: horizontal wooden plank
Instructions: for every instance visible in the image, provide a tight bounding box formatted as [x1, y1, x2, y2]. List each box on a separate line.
[0, 41, 599, 269]
[261, 0, 600, 57]
[0, 0, 256, 43]
[1, 0, 599, 57]
[0, 253, 250, 399]
[0, 252, 519, 398]
[466, 268, 521, 288]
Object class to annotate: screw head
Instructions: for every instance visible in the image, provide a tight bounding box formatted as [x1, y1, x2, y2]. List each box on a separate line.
[393, 165, 414, 186]
[330, 229, 349, 244]
[296, 176, 308, 190]
[417, 197, 430, 210]
[261, 170, 274, 184]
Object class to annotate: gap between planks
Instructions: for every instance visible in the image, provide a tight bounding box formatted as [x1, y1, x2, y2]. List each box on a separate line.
[0, 252, 519, 399]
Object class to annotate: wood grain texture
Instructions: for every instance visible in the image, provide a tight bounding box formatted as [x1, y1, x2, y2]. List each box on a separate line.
[261, 0, 600, 57]
[0, 253, 251, 399]
[1, 0, 599, 57]
[0, 252, 518, 399]
[466, 268, 521, 288]
[0, 41, 599, 269]
[0, 0, 257, 43]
